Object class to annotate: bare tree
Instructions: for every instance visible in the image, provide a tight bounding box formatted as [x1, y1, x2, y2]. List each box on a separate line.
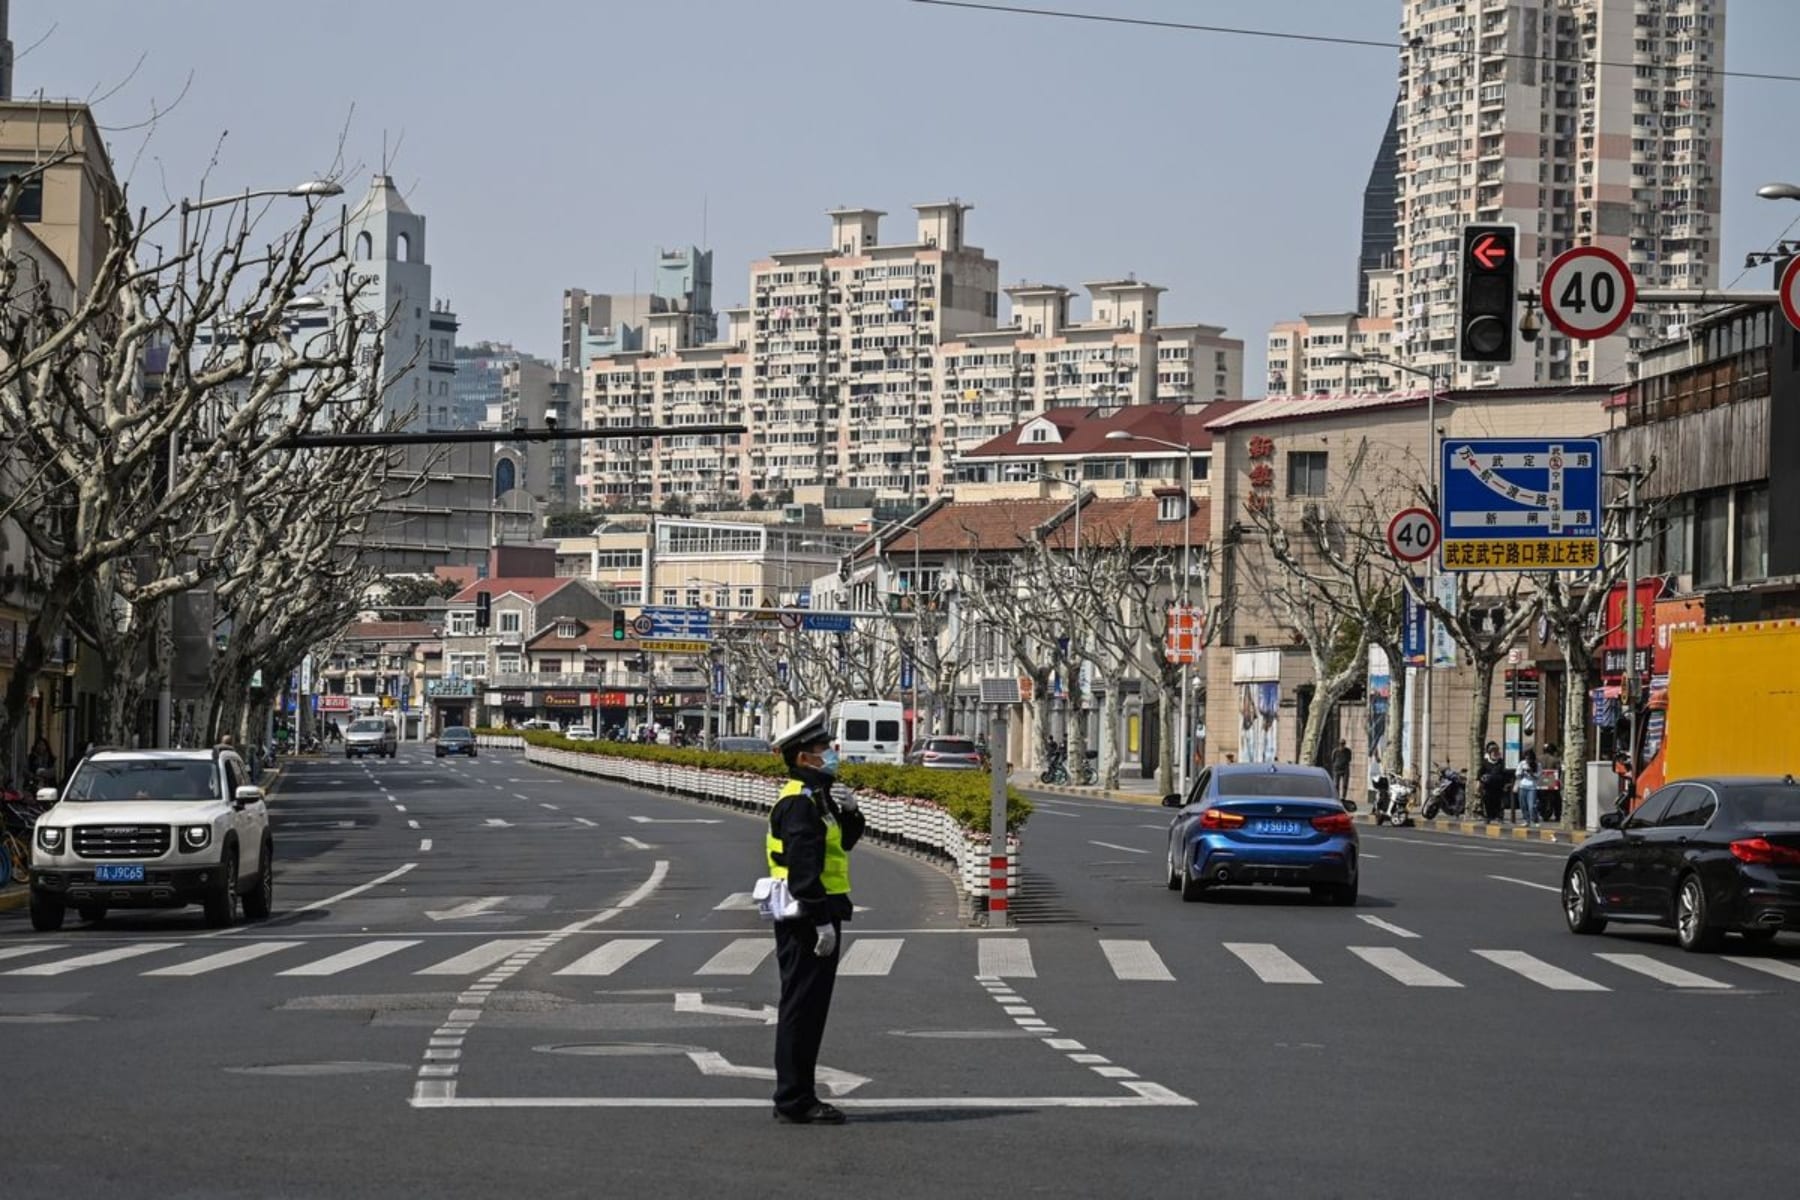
[0, 161, 373, 769]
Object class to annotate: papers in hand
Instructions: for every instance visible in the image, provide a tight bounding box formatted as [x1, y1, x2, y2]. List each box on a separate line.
[752, 876, 802, 920]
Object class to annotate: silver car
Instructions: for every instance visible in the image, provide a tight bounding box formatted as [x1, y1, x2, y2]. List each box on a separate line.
[344, 717, 397, 759]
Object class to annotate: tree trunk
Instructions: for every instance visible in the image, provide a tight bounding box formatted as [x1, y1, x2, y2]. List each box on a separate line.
[1375, 640, 1408, 782]
[1, 567, 79, 781]
[1157, 669, 1179, 795]
[1562, 657, 1591, 830]
[1468, 657, 1498, 787]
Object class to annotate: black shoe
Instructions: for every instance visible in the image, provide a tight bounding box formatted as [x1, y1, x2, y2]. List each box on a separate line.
[774, 1102, 847, 1125]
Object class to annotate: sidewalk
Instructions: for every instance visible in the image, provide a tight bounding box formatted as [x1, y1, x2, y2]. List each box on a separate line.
[1013, 771, 1171, 806]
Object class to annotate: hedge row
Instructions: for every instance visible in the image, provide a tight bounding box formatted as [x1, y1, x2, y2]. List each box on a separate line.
[517, 730, 1031, 833]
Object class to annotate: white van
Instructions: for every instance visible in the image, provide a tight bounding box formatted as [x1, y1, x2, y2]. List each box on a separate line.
[831, 700, 906, 765]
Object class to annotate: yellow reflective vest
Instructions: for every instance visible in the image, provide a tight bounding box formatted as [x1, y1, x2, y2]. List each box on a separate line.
[765, 779, 851, 896]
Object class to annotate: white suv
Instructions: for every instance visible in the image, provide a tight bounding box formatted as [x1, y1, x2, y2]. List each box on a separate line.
[28, 748, 274, 932]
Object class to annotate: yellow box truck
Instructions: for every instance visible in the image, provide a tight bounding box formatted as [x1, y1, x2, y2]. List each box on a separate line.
[1635, 620, 1800, 797]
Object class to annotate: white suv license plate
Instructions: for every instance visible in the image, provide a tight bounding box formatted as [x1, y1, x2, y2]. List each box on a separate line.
[94, 864, 146, 883]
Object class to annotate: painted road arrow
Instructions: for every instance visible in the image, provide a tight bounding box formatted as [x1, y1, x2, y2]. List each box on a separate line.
[686, 1050, 868, 1097]
[673, 992, 777, 1024]
[425, 896, 509, 921]
[1472, 233, 1507, 268]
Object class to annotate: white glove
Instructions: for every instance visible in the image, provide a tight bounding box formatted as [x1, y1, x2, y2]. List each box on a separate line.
[832, 785, 859, 811]
[813, 923, 838, 958]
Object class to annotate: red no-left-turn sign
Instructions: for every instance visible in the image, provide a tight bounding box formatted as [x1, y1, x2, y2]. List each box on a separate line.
[1541, 246, 1636, 341]
[1386, 507, 1440, 563]
[1780, 256, 1800, 333]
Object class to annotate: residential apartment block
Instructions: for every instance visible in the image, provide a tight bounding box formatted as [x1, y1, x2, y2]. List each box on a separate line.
[1394, 0, 1724, 387]
[577, 203, 1245, 508]
[1265, 308, 1404, 397]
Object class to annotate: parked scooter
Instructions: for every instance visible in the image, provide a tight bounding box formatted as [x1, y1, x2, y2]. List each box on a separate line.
[1421, 764, 1467, 820]
[1371, 771, 1416, 828]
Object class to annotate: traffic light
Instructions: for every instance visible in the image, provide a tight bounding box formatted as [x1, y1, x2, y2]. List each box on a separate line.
[1457, 223, 1518, 364]
[612, 609, 628, 641]
[475, 590, 491, 630]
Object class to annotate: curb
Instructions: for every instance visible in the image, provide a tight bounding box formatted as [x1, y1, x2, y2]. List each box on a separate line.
[1018, 781, 1168, 806]
[1356, 811, 1588, 845]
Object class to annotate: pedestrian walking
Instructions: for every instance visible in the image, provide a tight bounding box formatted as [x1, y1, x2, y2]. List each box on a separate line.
[1477, 742, 1509, 822]
[1516, 748, 1541, 827]
[26, 736, 56, 785]
[1538, 744, 1563, 823]
[1328, 739, 1352, 803]
[766, 709, 866, 1125]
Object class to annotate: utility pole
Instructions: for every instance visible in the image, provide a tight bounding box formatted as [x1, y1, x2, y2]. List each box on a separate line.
[1605, 465, 1647, 772]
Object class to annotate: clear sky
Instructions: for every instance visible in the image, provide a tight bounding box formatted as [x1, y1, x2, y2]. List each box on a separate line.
[21, 0, 1800, 385]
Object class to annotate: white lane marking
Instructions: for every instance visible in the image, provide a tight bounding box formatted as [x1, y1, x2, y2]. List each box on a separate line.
[412, 1093, 1195, 1110]
[426, 897, 509, 921]
[629, 816, 723, 825]
[1223, 942, 1320, 985]
[1099, 939, 1175, 982]
[555, 939, 660, 976]
[713, 892, 757, 911]
[1356, 915, 1419, 939]
[1473, 950, 1609, 992]
[416, 939, 542, 976]
[1139, 824, 1170, 831]
[1723, 956, 1800, 984]
[394, 805, 406, 813]
[539, 803, 561, 811]
[575, 818, 599, 828]
[142, 941, 299, 977]
[557, 859, 670, 935]
[484, 818, 512, 828]
[696, 937, 775, 976]
[687, 1050, 868, 1097]
[619, 834, 649, 847]
[420, 838, 434, 852]
[977, 938, 1036, 979]
[673, 992, 776, 1023]
[838, 938, 904, 977]
[1595, 952, 1732, 990]
[0, 943, 65, 963]
[280, 863, 417, 919]
[407, 819, 420, 829]
[279, 940, 421, 977]
[1487, 874, 1560, 893]
[1349, 946, 1462, 988]
[8, 942, 181, 976]
[1089, 840, 1150, 855]
[1029, 809, 1079, 818]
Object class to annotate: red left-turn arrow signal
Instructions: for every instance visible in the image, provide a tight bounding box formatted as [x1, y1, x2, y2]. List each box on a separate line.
[1472, 234, 1508, 269]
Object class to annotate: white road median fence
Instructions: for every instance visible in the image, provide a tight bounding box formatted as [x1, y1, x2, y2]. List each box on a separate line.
[518, 743, 1018, 909]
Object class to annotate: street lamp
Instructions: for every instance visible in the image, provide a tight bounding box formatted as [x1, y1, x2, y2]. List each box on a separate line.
[1755, 182, 1800, 202]
[1327, 351, 1441, 784]
[157, 179, 347, 748]
[1106, 429, 1198, 794]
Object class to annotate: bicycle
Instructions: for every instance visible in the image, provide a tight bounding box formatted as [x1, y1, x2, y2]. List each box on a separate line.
[1, 786, 43, 888]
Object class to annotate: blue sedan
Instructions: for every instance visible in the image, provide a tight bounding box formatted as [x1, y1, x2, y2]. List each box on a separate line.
[1163, 763, 1359, 905]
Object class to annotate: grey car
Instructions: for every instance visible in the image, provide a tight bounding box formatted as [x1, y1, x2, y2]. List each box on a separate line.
[344, 717, 397, 759]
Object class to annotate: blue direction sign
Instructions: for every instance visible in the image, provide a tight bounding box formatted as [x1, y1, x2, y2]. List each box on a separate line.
[1439, 437, 1602, 572]
[802, 612, 852, 633]
[643, 606, 712, 639]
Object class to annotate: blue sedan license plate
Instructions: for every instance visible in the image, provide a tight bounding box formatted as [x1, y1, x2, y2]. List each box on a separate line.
[94, 864, 145, 883]
[1256, 819, 1303, 836]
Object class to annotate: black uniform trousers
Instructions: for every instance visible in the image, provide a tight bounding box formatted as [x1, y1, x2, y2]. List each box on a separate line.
[773, 914, 841, 1113]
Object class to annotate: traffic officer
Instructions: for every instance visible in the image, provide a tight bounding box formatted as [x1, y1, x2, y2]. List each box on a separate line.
[767, 708, 865, 1125]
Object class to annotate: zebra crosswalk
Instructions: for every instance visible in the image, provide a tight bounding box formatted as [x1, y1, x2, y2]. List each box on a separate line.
[0, 933, 1796, 995]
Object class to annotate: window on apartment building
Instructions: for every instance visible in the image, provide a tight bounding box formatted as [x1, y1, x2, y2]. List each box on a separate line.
[1287, 451, 1329, 498]
[1693, 489, 1730, 587]
[662, 589, 678, 606]
[448, 611, 474, 636]
[557, 620, 578, 638]
[498, 611, 522, 635]
[497, 653, 521, 675]
[739, 587, 755, 609]
[539, 658, 562, 675]
[1735, 484, 1769, 584]
[1158, 495, 1185, 522]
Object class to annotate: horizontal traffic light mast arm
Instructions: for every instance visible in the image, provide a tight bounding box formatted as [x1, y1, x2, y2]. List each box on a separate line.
[1521, 287, 1780, 306]
[271, 423, 750, 449]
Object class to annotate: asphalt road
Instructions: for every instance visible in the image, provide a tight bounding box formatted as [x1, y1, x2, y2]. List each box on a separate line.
[4, 749, 1797, 1198]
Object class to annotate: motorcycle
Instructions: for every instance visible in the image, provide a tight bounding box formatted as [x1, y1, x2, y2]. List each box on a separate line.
[1371, 772, 1415, 828]
[1421, 764, 1467, 820]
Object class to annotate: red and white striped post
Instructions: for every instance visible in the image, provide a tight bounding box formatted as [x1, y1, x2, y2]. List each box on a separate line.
[987, 707, 1010, 927]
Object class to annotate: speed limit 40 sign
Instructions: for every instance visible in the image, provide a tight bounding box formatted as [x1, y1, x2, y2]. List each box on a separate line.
[1541, 245, 1636, 340]
[1386, 507, 1440, 564]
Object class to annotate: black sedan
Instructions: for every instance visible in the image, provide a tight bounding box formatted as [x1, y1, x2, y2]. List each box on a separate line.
[1563, 776, 1800, 952]
[434, 726, 478, 758]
